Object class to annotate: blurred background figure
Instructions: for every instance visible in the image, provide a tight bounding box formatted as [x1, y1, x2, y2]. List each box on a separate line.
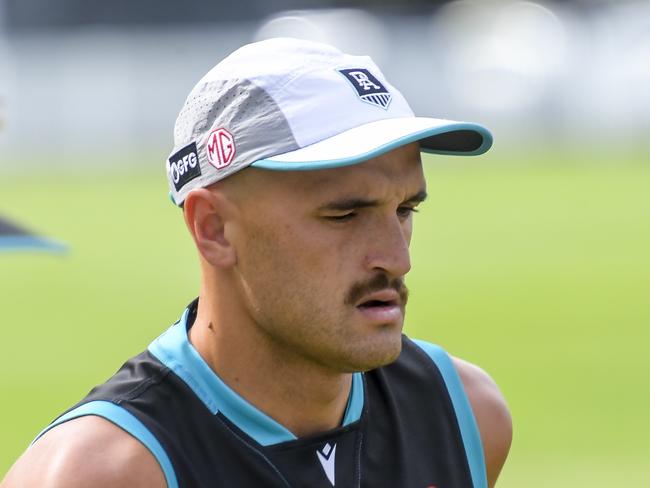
[1, 1, 649, 487]
[0, 215, 66, 252]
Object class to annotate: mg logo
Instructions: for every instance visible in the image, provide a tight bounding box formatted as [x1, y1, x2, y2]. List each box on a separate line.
[206, 128, 236, 169]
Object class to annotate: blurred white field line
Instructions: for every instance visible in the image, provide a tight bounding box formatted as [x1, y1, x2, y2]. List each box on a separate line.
[1, 0, 649, 165]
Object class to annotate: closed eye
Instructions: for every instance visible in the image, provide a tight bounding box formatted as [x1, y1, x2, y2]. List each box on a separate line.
[397, 206, 419, 219]
[325, 212, 357, 222]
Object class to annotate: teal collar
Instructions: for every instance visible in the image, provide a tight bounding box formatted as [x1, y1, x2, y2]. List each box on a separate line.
[148, 306, 364, 446]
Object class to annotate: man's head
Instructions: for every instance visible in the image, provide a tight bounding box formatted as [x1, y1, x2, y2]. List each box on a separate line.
[167, 38, 492, 372]
[184, 142, 424, 371]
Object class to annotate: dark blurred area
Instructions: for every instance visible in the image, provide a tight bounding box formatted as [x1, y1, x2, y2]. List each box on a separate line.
[0, 0, 620, 30]
[3, 0, 447, 30]
[1, 0, 648, 163]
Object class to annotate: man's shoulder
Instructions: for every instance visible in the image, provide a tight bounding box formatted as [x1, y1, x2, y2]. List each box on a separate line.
[451, 356, 512, 448]
[1, 416, 166, 488]
[451, 356, 512, 487]
[401, 337, 512, 487]
[398, 337, 511, 431]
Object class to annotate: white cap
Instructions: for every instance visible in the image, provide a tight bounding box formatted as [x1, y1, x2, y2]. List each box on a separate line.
[166, 37, 492, 206]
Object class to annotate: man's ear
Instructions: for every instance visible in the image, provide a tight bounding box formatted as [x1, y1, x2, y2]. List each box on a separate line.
[183, 188, 237, 268]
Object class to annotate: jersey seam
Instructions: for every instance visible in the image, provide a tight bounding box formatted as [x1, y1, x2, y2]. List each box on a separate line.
[218, 414, 293, 488]
[112, 364, 173, 404]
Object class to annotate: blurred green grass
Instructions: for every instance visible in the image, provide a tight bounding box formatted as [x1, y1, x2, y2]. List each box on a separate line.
[1, 150, 649, 485]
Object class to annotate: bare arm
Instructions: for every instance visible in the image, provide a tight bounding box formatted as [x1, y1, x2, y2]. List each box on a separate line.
[1, 416, 166, 488]
[452, 357, 512, 488]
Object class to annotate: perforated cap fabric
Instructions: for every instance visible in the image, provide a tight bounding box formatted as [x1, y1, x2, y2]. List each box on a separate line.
[166, 38, 493, 206]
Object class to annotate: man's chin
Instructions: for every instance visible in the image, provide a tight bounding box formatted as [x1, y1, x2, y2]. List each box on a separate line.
[341, 335, 403, 372]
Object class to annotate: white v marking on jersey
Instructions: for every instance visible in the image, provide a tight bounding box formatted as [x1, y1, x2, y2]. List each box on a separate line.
[316, 442, 337, 486]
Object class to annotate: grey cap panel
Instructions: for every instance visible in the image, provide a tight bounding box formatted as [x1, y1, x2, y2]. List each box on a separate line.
[169, 78, 300, 205]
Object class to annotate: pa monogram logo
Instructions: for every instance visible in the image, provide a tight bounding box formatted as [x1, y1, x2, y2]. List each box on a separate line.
[338, 68, 392, 109]
[206, 127, 236, 169]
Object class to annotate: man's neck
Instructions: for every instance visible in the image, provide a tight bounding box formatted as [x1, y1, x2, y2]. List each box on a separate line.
[188, 297, 352, 438]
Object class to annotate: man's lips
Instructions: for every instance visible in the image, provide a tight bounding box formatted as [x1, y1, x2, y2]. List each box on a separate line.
[355, 289, 401, 309]
[355, 290, 404, 324]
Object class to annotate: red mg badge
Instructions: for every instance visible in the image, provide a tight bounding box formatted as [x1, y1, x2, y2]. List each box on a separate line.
[206, 128, 236, 169]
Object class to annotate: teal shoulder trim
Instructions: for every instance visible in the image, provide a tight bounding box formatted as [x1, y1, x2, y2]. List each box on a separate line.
[32, 400, 178, 488]
[412, 339, 488, 488]
[342, 370, 364, 426]
[148, 307, 365, 447]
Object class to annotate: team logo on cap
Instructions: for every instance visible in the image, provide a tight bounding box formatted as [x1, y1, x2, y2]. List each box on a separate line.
[206, 128, 236, 169]
[338, 68, 392, 109]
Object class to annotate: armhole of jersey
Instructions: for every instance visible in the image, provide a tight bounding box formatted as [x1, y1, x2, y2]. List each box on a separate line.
[412, 339, 488, 488]
[31, 400, 178, 488]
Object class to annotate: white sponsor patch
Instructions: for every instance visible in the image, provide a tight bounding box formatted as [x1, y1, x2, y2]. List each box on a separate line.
[168, 142, 201, 191]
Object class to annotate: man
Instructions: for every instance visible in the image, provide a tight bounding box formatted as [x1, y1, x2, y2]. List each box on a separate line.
[2, 38, 511, 487]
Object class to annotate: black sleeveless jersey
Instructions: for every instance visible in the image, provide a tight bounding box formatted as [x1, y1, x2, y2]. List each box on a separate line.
[34, 300, 486, 488]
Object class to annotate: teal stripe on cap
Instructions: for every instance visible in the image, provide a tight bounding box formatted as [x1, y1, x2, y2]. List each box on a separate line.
[251, 122, 492, 171]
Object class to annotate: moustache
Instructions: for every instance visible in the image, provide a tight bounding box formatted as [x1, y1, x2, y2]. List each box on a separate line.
[344, 273, 409, 307]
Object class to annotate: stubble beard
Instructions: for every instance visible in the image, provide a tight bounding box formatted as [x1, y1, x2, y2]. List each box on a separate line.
[247, 272, 409, 374]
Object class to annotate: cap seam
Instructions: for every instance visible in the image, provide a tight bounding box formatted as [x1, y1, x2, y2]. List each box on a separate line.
[244, 76, 300, 153]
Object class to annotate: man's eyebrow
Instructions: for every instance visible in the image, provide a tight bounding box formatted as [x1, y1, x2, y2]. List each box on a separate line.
[318, 189, 428, 212]
[404, 190, 428, 204]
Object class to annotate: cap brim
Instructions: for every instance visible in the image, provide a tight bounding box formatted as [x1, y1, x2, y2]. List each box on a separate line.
[251, 117, 492, 171]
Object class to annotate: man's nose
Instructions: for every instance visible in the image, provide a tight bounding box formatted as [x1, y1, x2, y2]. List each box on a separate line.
[364, 216, 411, 278]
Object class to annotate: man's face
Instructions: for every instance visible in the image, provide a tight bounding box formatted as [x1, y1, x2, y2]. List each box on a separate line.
[225, 143, 426, 372]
